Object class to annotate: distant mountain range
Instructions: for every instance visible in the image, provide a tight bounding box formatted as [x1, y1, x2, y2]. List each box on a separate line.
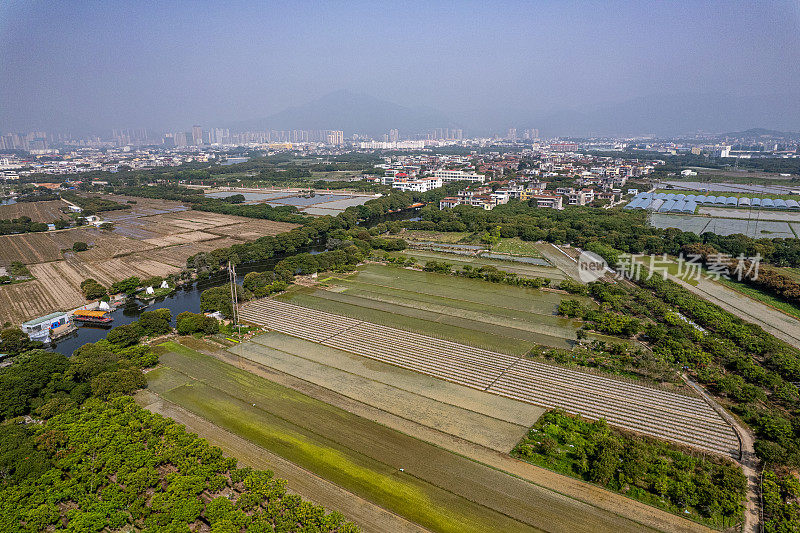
[714, 128, 800, 141]
[229, 90, 800, 138]
[230, 90, 458, 136]
[527, 94, 800, 137]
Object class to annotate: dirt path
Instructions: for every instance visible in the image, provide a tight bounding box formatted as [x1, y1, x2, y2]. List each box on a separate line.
[135, 389, 429, 533]
[683, 376, 760, 533]
[534, 243, 582, 280]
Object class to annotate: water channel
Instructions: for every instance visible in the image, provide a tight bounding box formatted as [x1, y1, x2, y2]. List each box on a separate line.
[45, 208, 421, 356]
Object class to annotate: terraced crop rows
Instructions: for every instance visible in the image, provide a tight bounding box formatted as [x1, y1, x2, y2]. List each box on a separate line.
[241, 298, 740, 456]
[0, 200, 69, 223]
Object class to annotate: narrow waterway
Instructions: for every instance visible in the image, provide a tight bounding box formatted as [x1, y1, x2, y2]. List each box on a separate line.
[46, 206, 422, 356]
[49, 246, 327, 356]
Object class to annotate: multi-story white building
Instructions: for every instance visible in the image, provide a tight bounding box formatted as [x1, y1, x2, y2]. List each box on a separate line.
[527, 194, 563, 209]
[432, 169, 485, 183]
[566, 188, 595, 206]
[392, 176, 442, 192]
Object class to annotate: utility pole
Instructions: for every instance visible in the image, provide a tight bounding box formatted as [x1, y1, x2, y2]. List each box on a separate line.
[228, 260, 240, 337]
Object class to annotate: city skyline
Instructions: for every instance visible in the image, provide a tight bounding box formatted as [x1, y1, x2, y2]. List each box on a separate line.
[2, 1, 799, 135]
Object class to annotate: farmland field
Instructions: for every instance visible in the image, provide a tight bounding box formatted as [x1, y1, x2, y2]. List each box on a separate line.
[650, 213, 797, 238]
[278, 264, 593, 351]
[0, 199, 69, 222]
[136, 391, 429, 533]
[147, 341, 673, 533]
[490, 237, 545, 257]
[216, 338, 714, 533]
[392, 248, 565, 279]
[0, 195, 300, 325]
[229, 330, 543, 452]
[241, 297, 739, 456]
[401, 229, 474, 243]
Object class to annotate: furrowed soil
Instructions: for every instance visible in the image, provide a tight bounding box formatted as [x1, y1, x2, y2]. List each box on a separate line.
[275, 264, 600, 352]
[150, 340, 710, 532]
[0, 195, 299, 325]
[148, 342, 677, 533]
[0, 200, 69, 223]
[231, 330, 541, 451]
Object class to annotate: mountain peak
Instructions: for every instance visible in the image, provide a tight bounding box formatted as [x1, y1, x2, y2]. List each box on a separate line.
[232, 91, 457, 135]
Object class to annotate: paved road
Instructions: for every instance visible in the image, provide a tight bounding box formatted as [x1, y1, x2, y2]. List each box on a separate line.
[662, 265, 800, 349]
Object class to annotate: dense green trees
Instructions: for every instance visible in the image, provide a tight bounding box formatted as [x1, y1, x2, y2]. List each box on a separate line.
[106, 323, 145, 347]
[0, 339, 157, 421]
[514, 410, 746, 528]
[0, 318, 355, 531]
[0, 216, 48, 235]
[109, 275, 140, 295]
[557, 299, 640, 337]
[137, 309, 172, 336]
[0, 328, 42, 355]
[0, 398, 357, 532]
[763, 470, 800, 532]
[80, 278, 107, 300]
[200, 284, 251, 319]
[0, 350, 70, 418]
[176, 312, 220, 335]
[242, 272, 288, 298]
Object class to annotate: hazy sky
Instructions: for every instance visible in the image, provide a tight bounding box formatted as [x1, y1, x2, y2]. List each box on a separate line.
[1, 0, 799, 133]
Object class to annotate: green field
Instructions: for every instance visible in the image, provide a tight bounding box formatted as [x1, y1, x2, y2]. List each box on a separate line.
[490, 238, 545, 257]
[401, 229, 475, 243]
[394, 249, 564, 279]
[148, 342, 670, 533]
[151, 342, 639, 533]
[275, 264, 608, 352]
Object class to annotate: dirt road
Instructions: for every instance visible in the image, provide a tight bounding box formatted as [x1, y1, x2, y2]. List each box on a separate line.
[666, 268, 800, 349]
[683, 377, 760, 533]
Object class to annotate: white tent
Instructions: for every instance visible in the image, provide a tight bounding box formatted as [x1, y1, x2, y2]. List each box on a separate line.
[160, 280, 170, 289]
[145, 286, 155, 295]
[98, 301, 111, 311]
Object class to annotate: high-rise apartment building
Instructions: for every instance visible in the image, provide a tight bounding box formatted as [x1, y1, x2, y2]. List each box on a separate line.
[326, 130, 344, 145]
[192, 125, 203, 145]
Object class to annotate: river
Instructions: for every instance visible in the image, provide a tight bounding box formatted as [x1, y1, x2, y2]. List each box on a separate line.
[49, 246, 327, 356]
[47, 206, 422, 356]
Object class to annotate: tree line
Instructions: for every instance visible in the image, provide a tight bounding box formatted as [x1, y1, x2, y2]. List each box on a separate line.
[0, 311, 357, 532]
